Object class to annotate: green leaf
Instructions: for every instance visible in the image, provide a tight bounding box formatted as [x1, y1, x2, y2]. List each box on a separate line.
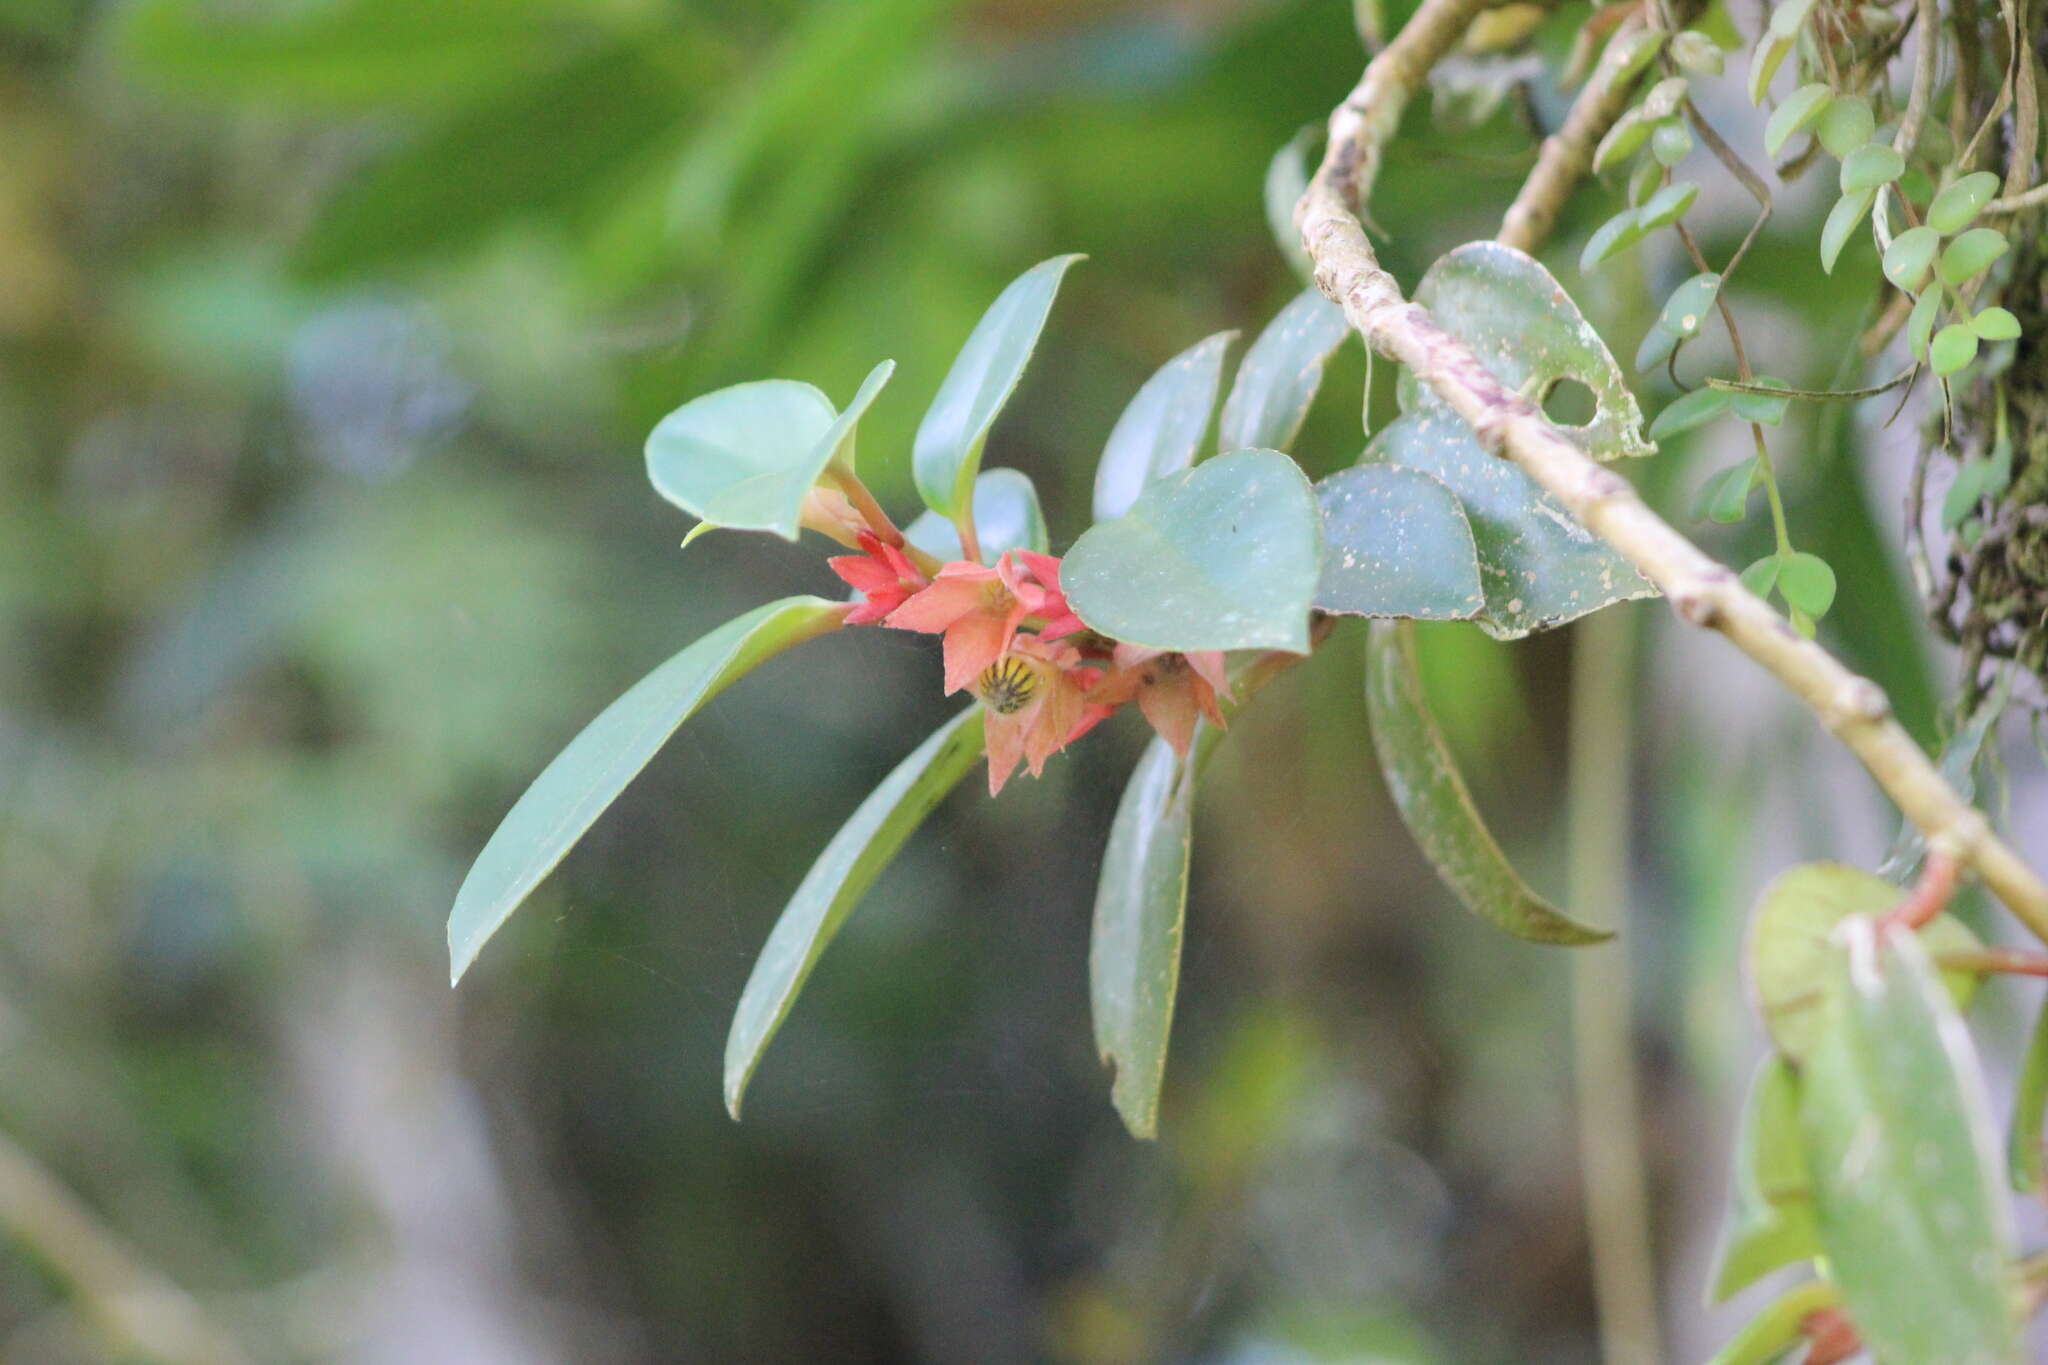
[1650, 120, 1694, 167]
[293, 43, 694, 278]
[1366, 622, 1609, 944]
[1264, 126, 1318, 280]
[1637, 179, 1697, 230]
[1375, 241, 1654, 638]
[1764, 83, 1833, 157]
[1942, 458, 1998, 532]
[1882, 225, 1940, 292]
[1708, 1057, 1822, 1301]
[724, 707, 986, 1117]
[1659, 272, 1721, 339]
[1315, 465, 1485, 619]
[1648, 386, 1732, 440]
[648, 362, 892, 541]
[1739, 554, 1781, 599]
[1745, 862, 1980, 1065]
[1776, 551, 1836, 619]
[1929, 171, 2001, 234]
[1939, 227, 2011, 287]
[1694, 456, 1760, 524]
[1815, 95, 1875, 158]
[1702, 1281, 1840, 1365]
[1933, 323, 1981, 376]
[1579, 206, 1646, 273]
[449, 597, 847, 984]
[1636, 320, 1681, 373]
[1909, 286, 1943, 362]
[1769, 0, 1818, 36]
[1972, 306, 2022, 341]
[2010, 997, 2048, 1192]
[1627, 156, 1663, 208]
[1820, 187, 1875, 274]
[1747, 32, 1793, 105]
[904, 468, 1048, 565]
[1839, 143, 1905, 194]
[1063, 449, 1322, 653]
[1669, 31, 1723, 75]
[1729, 378, 1791, 425]
[1216, 288, 1351, 455]
[1798, 918, 2021, 1365]
[1606, 27, 1667, 83]
[1095, 330, 1236, 522]
[1091, 730, 1216, 1139]
[1593, 107, 1659, 175]
[913, 254, 1084, 517]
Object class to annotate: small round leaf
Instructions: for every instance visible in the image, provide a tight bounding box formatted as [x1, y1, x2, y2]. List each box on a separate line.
[1764, 83, 1833, 157]
[1938, 227, 2010, 287]
[1927, 171, 2000, 234]
[1839, 143, 1905, 194]
[1972, 306, 2021, 341]
[1932, 322, 1980, 376]
[1637, 180, 1698, 230]
[1777, 551, 1836, 618]
[1820, 188, 1874, 273]
[1659, 272, 1721, 338]
[1815, 96, 1874, 158]
[1882, 226, 1940, 292]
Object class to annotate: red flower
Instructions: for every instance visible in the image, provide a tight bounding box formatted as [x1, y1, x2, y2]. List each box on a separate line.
[1012, 551, 1087, 640]
[1093, 645, 1230, 757]
[973, 636, 1100, 796]
[828, 532, 928, 626]
[886, 554, 1048, 693]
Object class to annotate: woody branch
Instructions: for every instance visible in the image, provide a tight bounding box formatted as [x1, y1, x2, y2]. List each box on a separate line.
[1295, 0, 2048, 942]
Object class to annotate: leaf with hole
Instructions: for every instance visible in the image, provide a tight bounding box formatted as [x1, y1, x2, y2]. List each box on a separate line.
[1092, 730, 1218, 1139]
[1882, 226, 1940, 292]
[1063, 449, 1322, 654]
[449, 596, 848, 984]
[725, 706, 985, 1116]
[913, 254, 1083, 518]
[905, 468, 1049, 565]
[1745, 861, 1980, 1065]
[1217, 288, 1351, 455]
[1929, 171, 2001, 234]
[1366, 621, 1610, 945]
[649, 362, 892, 542]
[1798, 918, 2021, 1365]
[1764, 83, 1832, 156]
[1708, 1057, 1821, 1301]
[1315, 465, 1484, 619]
[1095, 331, 1236, 522]
[1940, 228, 2010, 287]
[1820, 187, 1875, 274]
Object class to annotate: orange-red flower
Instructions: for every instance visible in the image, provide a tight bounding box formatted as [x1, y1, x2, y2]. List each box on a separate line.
[973, 635, 1101, 795]
[1094, 645, 1230, 757]
[828, 532, 929, 625]
[1012, 550, 1086, 640]
[886, 554, 1048, 693]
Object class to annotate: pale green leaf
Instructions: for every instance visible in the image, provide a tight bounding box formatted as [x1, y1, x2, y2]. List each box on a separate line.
[1839, 143, 1905, 194]
[1933, 323, 1981, 376]
[1973, 306, 2022, 341]
[1929, 171, 2001, 234]
[1814, 95, 1874, 158]
[1216, 288, 1351, 455]
[1820, 187, 1875, 274]
[1764, 83, 1833, 157]
[1264, 125, 1318, 280]
[1939, 228, 2010, 287]
[1648, 386, 1732, 440]
[1095, 330, 1236, 522]
[1776, 551, 1836, 618]
[904, 468, 1049, 565]
[1707, 1057, 1821, 1301]
[1702, 1281, 1840, 1365]
[1315, 465, 1485, 620]
[1882, 226, 1940, 292]
[1659, 272, 1720, 339]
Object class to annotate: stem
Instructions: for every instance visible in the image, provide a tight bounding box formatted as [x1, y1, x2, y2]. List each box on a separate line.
[1497, 12, 1650, 254]
[1883, 849, 1960, 931]
[1296, 0, 2048, 943]
[1936, 947, 2048, 977]
[823, 468, 909, 550]
[1567, 606, 1662, 1365]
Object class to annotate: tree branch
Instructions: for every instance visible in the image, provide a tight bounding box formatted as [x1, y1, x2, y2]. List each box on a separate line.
[1297, 0, 2048, 942]
[1498, 13, 1650, 253]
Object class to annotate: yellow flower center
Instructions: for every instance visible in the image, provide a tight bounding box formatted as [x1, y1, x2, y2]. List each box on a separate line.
[976, 656, 1040, 715]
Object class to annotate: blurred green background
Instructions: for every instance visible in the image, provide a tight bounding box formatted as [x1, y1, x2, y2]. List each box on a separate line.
[0, 1, 1971, 1361]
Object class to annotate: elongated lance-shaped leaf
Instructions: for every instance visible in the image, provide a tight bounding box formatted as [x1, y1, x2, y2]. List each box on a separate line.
[1706, 1056, 1820, 1302]
[1093, 331, 1236, 523]
[725, 707, 986, 1117]
[2010, 996, 2048, 1191]
[1090, 727, 1223, 1139]
[1798, 918, 2020, 1365]
[1364, 621, 1609, 944]
[1217, 287, 1350, 454]
[1701, 1281, 1840, 1365]
[913, 254, 1084, 518]
[1263, 125, 1318, 281]
[448, 597, 846, 984]
[1064, 449, 1322, 654]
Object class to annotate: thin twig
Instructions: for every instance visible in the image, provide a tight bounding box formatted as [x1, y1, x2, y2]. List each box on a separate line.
[1893, 0, 1941, 159]
[1498, 14, 1651, 254]
[1297, 0, 2048, 943]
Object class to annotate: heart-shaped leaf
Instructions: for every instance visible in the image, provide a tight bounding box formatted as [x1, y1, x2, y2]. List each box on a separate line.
[913, 254, 1083, 517]
[1799, 918, 2020, 1365]
[1091, 730, 1215, 1140]
[905, 468, 1048, 565]
[1315, 464, 1484, 619]
[1216, 288, 1350, 455]
[1707, 1056, 1821, 1301]
[1095, 330, 1236, 522]
[649, 369, 893, 541]
[724, 706, 986, 1117]
[1746, 861, 1980, 1064]
[1368, 242, 1656, 638]
[1063, 449, 1322, 653]
[1365, 621, 1610, 945]
[449, 596, 847, 984]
